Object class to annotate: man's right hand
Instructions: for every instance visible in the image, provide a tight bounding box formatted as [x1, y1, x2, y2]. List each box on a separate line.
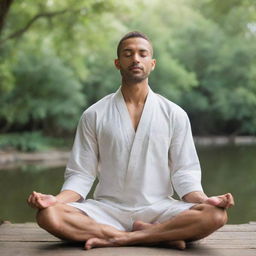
[27, 191, 57, 209]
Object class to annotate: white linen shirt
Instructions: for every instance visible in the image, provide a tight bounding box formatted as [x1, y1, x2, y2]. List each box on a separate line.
[61, 87, 203, 210]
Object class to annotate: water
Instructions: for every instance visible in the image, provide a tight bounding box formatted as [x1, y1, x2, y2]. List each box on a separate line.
[197, 144, 256, 224]
[0, 145, 255, 224]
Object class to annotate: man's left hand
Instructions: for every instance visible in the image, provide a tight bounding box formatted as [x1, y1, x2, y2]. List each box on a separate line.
[205, 193, 235, 209]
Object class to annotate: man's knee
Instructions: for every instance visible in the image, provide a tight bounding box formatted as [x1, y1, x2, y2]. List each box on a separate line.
[200, 204, 228, 230]
[36, 204, 62, 232]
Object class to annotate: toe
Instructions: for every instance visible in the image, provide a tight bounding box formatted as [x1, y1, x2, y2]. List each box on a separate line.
[85, 237, 116, 249]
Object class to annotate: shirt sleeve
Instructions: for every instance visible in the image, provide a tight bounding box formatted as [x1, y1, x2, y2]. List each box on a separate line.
[61, 110, 98, 199]
[169, 108, 204, 199]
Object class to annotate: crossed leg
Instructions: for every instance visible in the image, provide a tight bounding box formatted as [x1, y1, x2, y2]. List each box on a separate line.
[36, 203, 125, 242]
[36, 203, 227, 250]
[85, 203, 227, 249]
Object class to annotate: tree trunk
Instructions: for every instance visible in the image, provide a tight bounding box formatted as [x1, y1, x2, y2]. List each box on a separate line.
[0, 0, 14, 36]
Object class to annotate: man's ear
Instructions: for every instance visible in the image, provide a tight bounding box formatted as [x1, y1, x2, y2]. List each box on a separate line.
[151, 59, 156, 71]
[114, 59, 120, 70]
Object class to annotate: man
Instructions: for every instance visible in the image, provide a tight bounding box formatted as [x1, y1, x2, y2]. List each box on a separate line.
[27, 31, 234, 250]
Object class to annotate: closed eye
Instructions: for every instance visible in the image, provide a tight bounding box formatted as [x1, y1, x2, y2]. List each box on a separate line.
[139, 50, 149, 57]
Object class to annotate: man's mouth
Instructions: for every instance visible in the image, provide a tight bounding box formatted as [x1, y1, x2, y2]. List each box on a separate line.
[129, 66, 143, 70]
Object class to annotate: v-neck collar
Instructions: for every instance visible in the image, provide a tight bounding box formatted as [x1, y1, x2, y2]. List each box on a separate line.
[114, 86, 155, 143]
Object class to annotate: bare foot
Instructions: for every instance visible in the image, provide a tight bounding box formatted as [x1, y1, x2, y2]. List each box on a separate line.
[84, 224, 128, 249]
[132, 220, 155, 231]
[162, 240, 186, 250]
[132, 221, 186, 250]
[85, 236, 186, 250]
[85, 238, 117, 250]
[84, 222, 147, 250]
[84, 221, 186, 250]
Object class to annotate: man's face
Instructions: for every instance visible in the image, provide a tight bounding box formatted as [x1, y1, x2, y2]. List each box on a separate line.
[115, 37, 156, 83]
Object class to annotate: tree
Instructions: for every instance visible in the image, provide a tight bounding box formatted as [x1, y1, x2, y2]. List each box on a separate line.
[1, 0, 256, 135]
[0, 0, 13, 36]
[0, 48, 85, 134]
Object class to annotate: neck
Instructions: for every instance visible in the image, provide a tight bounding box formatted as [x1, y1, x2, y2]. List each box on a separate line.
[121, 79, 149, 105]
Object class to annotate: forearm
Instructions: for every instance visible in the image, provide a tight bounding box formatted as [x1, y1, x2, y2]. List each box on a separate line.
[182, 191, 208, 204]
[55, 190, 82, 204]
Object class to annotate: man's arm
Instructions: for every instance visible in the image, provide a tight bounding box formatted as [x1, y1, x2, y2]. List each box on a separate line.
[55, 190, 82, 203]
[169, 109, 234, 210]
[61, 111, 98, 199]
[28, 111, 98, 210]
[170, 109, 204, 199]
[182, 191, 208, 204]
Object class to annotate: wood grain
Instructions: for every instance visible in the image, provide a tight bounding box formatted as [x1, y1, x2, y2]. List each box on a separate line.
[0, 223, 256, 256]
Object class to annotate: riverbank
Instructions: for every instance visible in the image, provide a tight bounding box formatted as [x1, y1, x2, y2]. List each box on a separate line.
[0, 136, 255, 169]
[194, 136, 256, 146]
[0, 150, 70, 170]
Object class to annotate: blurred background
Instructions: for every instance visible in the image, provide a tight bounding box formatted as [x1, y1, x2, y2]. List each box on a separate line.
[0, 0, 255, 224]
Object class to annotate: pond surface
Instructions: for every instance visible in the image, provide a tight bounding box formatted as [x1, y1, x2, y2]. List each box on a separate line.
[0, 144, 255, 224]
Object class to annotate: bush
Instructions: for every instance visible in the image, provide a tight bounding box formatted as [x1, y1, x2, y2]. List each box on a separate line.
[0, 50, 86, 134]
[0, 132, 68, 152]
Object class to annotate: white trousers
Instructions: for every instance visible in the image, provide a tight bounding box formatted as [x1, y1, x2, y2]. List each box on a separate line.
[68, 198, 195, 231]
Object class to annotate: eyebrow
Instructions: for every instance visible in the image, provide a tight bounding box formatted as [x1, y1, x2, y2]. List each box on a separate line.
[122, 48, 150, 53]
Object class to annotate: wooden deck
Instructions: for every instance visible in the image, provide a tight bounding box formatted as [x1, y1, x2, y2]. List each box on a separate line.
[0, 222, 256, 256]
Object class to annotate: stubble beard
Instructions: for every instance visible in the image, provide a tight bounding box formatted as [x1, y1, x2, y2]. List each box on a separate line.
[120, 69, 150, 84]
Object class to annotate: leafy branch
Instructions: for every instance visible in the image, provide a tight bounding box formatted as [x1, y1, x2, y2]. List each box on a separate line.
[0, 7, 87, 45]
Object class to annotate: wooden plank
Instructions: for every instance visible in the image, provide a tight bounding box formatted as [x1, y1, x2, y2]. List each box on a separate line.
[192, 248, 256, 256]
[205, 231, 256, 239]
[0, 242, 203, 256]
[0, 242, 256, 256]
[0, 223, 59, 242]
[1, 223, 256, 256]
[199, 239, 256, 248]
[1, 223, 256, 241]
[218, 224, 256, 232]
[2, 228, 255, 242]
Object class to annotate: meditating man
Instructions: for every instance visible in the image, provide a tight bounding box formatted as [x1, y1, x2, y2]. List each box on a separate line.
[27, 31, 234, 250]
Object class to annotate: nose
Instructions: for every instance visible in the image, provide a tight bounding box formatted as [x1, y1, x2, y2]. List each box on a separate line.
[131, 53, 140, 63]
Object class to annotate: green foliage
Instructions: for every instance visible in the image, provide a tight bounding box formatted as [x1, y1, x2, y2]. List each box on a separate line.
[0, 0, 256, 140]
[0, 60, 15, 93]
[0, 48, 85, 133]
[0, 132, 66, 152]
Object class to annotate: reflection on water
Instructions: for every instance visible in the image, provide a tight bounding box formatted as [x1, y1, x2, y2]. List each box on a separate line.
[0, 145, 255, 223]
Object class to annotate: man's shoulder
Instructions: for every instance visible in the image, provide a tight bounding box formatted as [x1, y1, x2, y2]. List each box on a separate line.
[81, 92, 114, 121]
[153, 92, 187, 117]
[87, 93, 114, 112]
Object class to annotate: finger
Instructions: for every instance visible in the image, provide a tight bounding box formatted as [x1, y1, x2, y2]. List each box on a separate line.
[219, 194, 231, 209]
[219, 197, 228, 208]
[223, 194, 230, 208]
[28, 195, 38, 209]
[27, 194, 32, 204]
[35, 192, 44, 197]
[32, 191, 39, 201]
[34, 195, 44, 208]
[28, 195, 36, 207]
[226, 193, 235, 208]
[36, 195, 51, 209]
[27, 194, 34, 207]
[210, 195, 227, 208]
[34, 192, 41, 200]
[205, 196, 222, 206]
[31, 194, 39, 207]
[228, 193, 235, 205]
[33, 191, 43, 199]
